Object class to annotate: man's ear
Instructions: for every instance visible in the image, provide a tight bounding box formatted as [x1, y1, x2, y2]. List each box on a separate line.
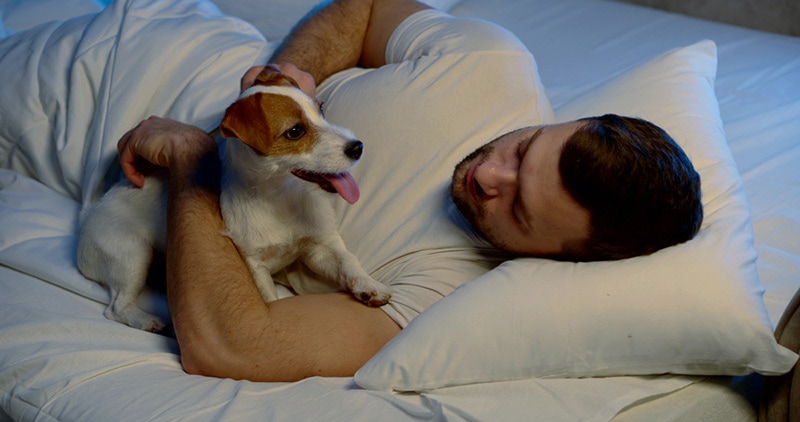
[255, 65, 301, 89]
[220, 95, 272, 154]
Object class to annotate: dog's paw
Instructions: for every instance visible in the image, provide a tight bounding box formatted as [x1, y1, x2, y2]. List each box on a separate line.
[348, 277, 391, 307]
[104, 306, 166, 333]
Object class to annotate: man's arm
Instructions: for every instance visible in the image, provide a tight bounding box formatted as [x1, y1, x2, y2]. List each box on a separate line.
[166, 144, 399, 381]
[269, 0, 430, 82]
[119, 116, 400, 381]
[120, 0, 430, 382]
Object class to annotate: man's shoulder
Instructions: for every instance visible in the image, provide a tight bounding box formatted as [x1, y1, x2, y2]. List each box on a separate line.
[377, 246, 505, 328]
[388, 9, 531, 61]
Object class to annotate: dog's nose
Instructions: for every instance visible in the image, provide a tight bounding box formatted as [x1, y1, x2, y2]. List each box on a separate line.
[344, 140, 363, 160]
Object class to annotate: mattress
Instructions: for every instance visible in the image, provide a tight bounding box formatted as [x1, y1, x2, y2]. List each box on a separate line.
[1, 0, 798, 420]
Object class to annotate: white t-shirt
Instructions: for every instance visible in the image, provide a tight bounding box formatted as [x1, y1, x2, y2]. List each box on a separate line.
[278, 10, 554, 327]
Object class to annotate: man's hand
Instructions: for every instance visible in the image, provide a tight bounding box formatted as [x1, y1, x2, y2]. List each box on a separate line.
[240, 63, 317, 96]
[117, 116, 216, 188]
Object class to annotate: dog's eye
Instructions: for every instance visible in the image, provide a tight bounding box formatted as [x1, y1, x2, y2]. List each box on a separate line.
[284, 124, 306, 141]
[318, 101, 325, 117]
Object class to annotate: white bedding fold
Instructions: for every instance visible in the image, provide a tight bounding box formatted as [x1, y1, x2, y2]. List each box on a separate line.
[0, 0, 272, 204]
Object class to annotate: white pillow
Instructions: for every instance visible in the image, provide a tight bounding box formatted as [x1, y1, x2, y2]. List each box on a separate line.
[211, 0, 463, 42]
[354, 40, 799, 392]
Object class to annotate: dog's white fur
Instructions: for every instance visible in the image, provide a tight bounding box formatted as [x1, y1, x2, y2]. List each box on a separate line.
[77, 69, 390, 332]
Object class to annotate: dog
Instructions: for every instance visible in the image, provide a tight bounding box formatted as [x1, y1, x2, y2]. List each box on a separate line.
[77, 67, 391, 332]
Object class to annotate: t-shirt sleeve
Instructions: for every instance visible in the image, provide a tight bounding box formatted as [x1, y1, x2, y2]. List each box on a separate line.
[386, 9, 530, 64]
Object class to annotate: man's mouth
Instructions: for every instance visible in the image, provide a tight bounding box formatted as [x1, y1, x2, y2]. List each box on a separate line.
[291, 170, 360, 204]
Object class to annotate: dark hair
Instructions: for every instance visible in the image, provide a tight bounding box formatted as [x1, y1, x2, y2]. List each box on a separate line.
[557, 114, 703, 261]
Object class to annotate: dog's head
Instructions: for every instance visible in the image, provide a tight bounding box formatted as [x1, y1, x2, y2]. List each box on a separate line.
[220, 66, 363, 204]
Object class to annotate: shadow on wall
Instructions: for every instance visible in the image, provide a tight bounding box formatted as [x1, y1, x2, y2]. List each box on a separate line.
[612, 0, 800, 36]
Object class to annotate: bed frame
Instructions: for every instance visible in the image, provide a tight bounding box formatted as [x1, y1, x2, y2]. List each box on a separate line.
[761, 287, 800, 421]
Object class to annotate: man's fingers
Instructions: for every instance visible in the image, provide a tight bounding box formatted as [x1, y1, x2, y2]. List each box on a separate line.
[243, 63, 317, 97]
[274, 63, 316, 96]
[122, 162, 145, 188]
[241, 66, 266, 92]
[117, 129, 145, 188]
[116, 116, 217, 188]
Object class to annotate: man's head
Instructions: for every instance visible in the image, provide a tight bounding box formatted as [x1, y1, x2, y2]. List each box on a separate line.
[450, 114, 703, 261]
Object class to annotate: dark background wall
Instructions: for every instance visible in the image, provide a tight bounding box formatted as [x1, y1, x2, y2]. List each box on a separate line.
[612, 0, 800, 36]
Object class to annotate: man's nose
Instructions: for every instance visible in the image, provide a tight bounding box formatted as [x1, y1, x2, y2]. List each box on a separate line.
[474, 160, 516, 198]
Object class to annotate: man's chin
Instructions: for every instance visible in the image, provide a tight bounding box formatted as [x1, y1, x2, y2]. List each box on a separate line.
[450, 185, 488, 241]
[449, 190, 528, 256]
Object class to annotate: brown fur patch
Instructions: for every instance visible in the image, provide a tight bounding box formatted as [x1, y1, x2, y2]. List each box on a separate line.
[257, 243, 290, 262]
[296, 236, 318, 250]
[220, 93, 317, 157]
[257, 237, 317, 262]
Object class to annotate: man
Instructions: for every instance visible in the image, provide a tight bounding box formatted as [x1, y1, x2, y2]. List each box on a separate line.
[451, 114, 703, 261]
[117, 0, 701, 382]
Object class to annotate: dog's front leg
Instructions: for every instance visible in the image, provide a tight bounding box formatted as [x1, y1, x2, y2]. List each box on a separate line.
[245, 257, 281, 303]
[301, 237, 391, 307]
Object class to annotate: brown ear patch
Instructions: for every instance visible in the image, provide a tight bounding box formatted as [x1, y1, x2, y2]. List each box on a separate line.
[221, 93, 316, 157]
[220, 94, 273, 152]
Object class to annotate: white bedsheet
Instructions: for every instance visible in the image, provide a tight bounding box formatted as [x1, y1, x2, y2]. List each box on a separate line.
[3, 260, 704, 421]
[1, 0, 799, 420]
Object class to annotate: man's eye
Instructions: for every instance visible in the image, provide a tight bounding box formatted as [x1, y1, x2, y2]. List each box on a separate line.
[284, 124, 306, 140]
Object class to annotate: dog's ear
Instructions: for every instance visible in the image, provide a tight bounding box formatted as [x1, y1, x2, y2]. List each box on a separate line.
[254, 65, 301, 90]
[220, 95, 272, 153]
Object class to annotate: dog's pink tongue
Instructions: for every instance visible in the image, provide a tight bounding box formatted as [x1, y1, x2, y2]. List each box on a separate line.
[327, 172, 360, 204]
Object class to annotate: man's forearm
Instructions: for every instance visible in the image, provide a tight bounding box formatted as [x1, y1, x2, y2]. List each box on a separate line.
[164, 146, 274, 378]
[164, 151, 401, 381]
[270, 0, 430, 82]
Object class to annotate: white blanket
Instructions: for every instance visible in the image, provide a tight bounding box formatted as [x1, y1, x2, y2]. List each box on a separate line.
[0, 0, 271, 303]
[0, 0, 272, 205]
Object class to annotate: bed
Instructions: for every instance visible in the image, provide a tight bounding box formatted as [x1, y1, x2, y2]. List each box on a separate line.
[1, 0, 799, 420]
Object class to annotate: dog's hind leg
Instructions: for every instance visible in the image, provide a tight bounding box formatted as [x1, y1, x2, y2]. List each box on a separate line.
[77, 180, 167, 332]
[79, 233, 166, 332]
[105, 275, 166, 333]
[104, 246, 165, 333]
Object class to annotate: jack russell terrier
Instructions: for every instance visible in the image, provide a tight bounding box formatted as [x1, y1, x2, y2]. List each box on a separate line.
[77, 67, 391, 332]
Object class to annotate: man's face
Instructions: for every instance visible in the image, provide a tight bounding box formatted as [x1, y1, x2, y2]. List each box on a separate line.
[451, 121, 591, 256]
